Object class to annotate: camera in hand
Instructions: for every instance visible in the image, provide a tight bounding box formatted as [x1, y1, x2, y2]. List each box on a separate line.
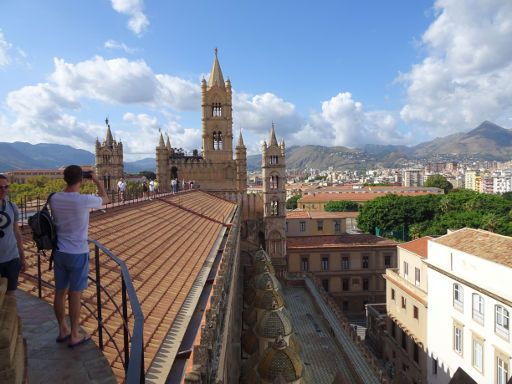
[83, 171, 92, 179]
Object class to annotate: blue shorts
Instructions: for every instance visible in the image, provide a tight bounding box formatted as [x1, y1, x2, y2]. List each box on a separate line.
[53, 251, 89, 291]
[0, 258, 22, 291]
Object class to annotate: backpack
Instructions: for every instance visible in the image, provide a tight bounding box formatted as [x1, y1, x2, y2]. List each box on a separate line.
[28, 193, 58, 269]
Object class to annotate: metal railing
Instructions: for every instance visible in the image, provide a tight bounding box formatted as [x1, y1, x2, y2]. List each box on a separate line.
[32, 240, 145, 384]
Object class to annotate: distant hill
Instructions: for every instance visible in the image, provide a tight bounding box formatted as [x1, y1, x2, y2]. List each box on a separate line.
[0, 142, 95, 172]
[2, 121, 511, 174]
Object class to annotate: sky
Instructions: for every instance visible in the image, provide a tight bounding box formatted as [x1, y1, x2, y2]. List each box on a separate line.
[1, 0, 512, 161]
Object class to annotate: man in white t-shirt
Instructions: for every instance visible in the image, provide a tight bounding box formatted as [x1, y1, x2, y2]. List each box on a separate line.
[117, 178, 127, 202]
[149, 179, 155, 199]
[50, 165, 108, 348]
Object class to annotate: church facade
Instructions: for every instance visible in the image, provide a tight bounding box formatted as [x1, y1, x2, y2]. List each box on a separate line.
[94, 119, 124, 192]
[156, 49, 247, 196]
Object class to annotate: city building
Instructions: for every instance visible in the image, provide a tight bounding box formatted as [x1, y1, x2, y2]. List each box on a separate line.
[383, 237, 431, 384]
[286, 211, 358, 236]
[464, 170, 479, 191]
[426, 228, 512, 384]
[287, 234, 398, 317]
[494, 169, 512, 194]
[402, 169, 424, 187]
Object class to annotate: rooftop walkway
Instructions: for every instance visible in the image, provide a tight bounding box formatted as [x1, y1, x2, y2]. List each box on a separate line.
[15, 290, 116, 384]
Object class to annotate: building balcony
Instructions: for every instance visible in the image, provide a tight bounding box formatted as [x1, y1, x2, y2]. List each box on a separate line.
[383, 268, 427, 307]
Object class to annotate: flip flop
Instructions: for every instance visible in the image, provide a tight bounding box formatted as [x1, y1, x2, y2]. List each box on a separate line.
[68, 335, 92, 348]
[56, 334, 71, 343]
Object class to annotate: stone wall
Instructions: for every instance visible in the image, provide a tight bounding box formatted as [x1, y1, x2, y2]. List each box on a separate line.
[0, 278, 25, 384]
[184, 207, 243, 384]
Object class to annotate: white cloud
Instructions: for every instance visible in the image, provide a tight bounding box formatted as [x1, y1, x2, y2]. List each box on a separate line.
[104, 40, 136, 54]
[399, 0, 512, 135]
[120, 112, 201, 160]
[1, 55, 200, 157]
[291, 92, 411, 148]
[110, 0, 149, 36]
[0, 29, 12, 67]
[233, 92, 305, 139]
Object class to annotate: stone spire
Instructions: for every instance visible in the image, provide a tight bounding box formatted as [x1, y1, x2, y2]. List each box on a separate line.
[208, 48, 225, 88]
[158, 132, 165, 148]
[105, 121, 113, 146]
[237, 130, 245, 147]
[165, 135, 171, 151]
[269, 122, 278, 147]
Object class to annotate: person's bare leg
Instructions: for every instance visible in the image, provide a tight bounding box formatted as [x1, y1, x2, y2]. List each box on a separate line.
[54, 289, 71, 339]
[68, 290, 88, 343]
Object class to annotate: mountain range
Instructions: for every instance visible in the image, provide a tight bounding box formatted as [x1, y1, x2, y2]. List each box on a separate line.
[1, 121, 511, 173]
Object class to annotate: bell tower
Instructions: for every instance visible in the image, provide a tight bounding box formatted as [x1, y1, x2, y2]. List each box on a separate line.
[201, 49, 233, 163]
[94, 118, 123, 192]
[262, 124, 286, 272]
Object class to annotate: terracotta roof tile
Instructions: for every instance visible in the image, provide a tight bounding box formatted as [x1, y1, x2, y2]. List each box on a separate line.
[298, 192, 433, 203]
[433, 228, 512, 268]
[287, 234, 398, 248]
[399, 237, 432, 259]
[286, 211, 358, 219]
[19, 190, 237, 382]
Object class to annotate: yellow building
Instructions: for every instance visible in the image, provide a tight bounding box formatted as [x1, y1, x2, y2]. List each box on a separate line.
[287, 234, 398, 316]
[285, 211, 358, 236]
[383, 237, 430, 384]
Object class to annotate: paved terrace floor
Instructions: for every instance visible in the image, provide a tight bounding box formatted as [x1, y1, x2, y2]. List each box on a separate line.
[15, 290, 117, 384]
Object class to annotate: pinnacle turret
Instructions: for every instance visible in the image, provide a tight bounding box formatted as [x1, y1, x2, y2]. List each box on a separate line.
[208, 48, 225, 88]
[269, 123, 278, 147]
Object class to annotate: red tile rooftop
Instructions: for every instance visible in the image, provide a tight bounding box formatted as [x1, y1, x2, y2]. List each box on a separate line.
[298, 192, 433, 202]
[433, 228, 512, 268]
[287, 234, 398, 248]
[286, 211, 359, 219]
[398, 237, 432, 259]
[19, 190, 237, 382]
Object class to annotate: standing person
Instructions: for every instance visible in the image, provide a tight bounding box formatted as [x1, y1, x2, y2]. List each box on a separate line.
[182, 179, 185, 191]
[117, 177, 127, 203]
[149, 179, 155, 199]
[171, 179, 176, 194]
[0, 175, 27, 295]
[50, 166, 108, 348]
[142, 181, 148, 199]
[154, 179, 160, 196]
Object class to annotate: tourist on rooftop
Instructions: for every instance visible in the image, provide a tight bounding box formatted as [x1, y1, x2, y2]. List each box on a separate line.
[50, 166, 108, 348]
[0, 174, 27, 295]
[117, 177, 127, 203]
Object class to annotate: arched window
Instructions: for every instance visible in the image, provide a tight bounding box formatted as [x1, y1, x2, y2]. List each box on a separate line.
[453, 283, 464, 311]
[270, 175, 278, 189]
[213, 132, 217, 149]
[472, 293, 484, 323]
[270, 201, 279, 216]
[213, 131, 223, 150]
[212, 102, 222, 117]
[495, 305, 510, 339]
[270, 155, 278, 165]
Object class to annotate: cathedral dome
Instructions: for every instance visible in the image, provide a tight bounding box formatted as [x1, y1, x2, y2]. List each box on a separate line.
[253, 290, 284, 311]
[253, 259, 275, 276]
[253, 249, 271, 263]
[253, 272, 282, 292]
[257, 337, 304, 383]
[255, 308, 293, 340]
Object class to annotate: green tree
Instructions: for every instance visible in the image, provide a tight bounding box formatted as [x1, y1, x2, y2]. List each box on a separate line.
[502, 192, 512, 201]
[324, 200, 359, 212]
[139, 171, 156, 180]
[423, 174, 453, 193]
[286, 195, 301, 210]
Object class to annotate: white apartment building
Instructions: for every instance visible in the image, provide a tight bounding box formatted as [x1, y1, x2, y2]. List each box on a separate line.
[402, 169, 424, 187]
[464, 170, 478, 191]
[493, 169, 512, 194]
[426, 228, 512, 384]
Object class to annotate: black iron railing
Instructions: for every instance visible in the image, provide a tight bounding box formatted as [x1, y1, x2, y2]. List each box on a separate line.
[32, 240, 145, 384]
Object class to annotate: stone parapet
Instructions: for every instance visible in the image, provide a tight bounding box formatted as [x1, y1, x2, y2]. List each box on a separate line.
[0, 278, 25, 384]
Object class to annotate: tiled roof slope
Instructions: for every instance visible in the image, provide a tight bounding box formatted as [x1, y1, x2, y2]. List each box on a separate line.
[433, 228, 512, 268]
[298, 192, 432, 203]
[398, 237, 432, 259]
[286, 211, 359, 219]
[287, 234, 398, 248]
[19, 190, 236, 381]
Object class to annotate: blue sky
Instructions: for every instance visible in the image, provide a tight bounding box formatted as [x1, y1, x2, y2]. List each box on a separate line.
[1, 0, 512, 160]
